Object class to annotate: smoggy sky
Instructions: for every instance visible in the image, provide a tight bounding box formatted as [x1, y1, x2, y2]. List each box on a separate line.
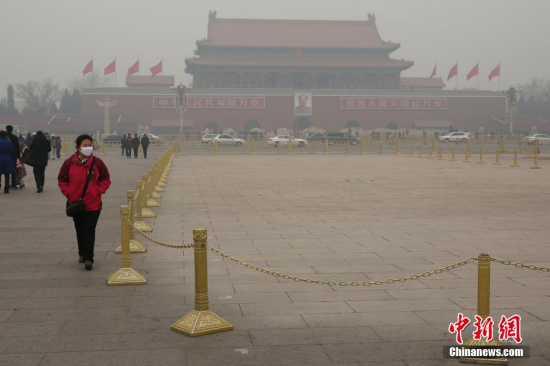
[1, 0, 548, 95]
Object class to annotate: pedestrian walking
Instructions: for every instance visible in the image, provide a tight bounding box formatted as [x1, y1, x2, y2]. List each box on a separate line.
[50, 134, 57, 160]
[5, 125, 21, 189]
[120, 135, 125, 156]
[45, 132, 51, 160]
[125, 133, 132, 158]
[58, 134, 111, 271]
[141, 134, 150, 159]
[0, 131, 16, 194]
[55, 136, 62, 159]
[29, 131, 51, 193]
[25, 132, 33, 148]
[132, 134, 140, 158]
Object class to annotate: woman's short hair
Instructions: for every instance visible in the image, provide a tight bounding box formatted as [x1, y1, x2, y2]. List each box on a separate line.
[75, 134, 93, 147]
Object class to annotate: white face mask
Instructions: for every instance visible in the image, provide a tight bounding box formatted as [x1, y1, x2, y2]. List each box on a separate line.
[80, 146, 93, 157]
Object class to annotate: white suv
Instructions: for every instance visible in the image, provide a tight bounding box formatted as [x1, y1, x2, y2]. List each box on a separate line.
[439, 132, 469, 142]
[524, 134, 550, 145]
[210, 134, 245, 146]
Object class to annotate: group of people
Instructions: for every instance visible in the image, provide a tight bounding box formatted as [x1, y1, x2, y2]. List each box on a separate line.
[1, 128, 111, 271]
[121, 133, 150, 159]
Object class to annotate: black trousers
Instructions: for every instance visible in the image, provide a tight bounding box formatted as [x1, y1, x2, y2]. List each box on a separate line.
[125, 146, 131, 158]
[10, 158, 17, 187]
[142, 146, 148, 158]
[72, 210, 101, 263]
[133, 147, 138, 158]
[33, 166, 46, 189]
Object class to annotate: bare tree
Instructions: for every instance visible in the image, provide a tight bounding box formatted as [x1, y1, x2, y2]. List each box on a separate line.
[518, 78, 550, 102]
[15, 79, 60, 115]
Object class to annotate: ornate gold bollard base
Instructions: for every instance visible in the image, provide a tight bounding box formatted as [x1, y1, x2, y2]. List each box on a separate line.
[141, 207, 157, 218]
[134, 221, 153, 232]
[171, 309, 233, 337]
[107, 268, 147, 286]
[115, 239, 147, 254]
[459, 338, 507, 365]
[147, 198, 161, 207]
[152, 191, 162, 199]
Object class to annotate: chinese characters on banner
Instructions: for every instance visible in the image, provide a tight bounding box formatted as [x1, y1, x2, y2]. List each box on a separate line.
[449, 313, 522, 345]
[340, 97, 448, 110]
[152, 96, 266, 109]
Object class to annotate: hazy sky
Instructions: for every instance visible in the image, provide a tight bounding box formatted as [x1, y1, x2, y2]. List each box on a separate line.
[1, 0, 549, 94]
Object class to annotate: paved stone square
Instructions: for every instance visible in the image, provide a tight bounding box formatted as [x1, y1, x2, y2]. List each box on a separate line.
[1, 149, 549, 366]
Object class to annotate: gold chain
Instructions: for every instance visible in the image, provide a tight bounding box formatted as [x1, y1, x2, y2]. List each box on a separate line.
[207, 246, 477, 286]
[125, 218, 192, 249]
[491, 257, 550, 272]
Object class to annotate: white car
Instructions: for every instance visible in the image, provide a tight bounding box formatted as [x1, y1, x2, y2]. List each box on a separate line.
[524, 134, 550, 145]
[439, 132, 469, 142]
[201, 134, 217, 143]
[210, 134, 245, 146]
[267, 135, 308, 147]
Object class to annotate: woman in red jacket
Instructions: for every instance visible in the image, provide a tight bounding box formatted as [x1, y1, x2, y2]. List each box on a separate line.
[58, 134, 111, 270]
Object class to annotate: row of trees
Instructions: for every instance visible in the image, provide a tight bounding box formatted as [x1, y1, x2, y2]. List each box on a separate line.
[517, 78, 550, 117]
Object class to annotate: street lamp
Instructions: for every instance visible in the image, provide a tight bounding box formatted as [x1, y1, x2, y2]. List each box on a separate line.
[506, 86, 522, 134]
[175, 83, 187, 133]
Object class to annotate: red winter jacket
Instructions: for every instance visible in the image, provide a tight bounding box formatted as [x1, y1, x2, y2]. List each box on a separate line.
[58, 152, 111, 211]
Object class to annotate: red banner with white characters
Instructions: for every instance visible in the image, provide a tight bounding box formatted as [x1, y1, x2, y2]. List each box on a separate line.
[186, 97, 265, 109]
[153, 96, 177, 109]
[340, 97, 447, 110]
[152, 96, 266, 109]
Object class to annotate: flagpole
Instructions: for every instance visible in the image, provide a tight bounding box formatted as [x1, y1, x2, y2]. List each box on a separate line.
[456, 61, 458, 90]
[91, 57, 94, 88]
[162, 58, 164, 76]
[498, 63, 501, 91]
[138, 58, 140, 76]
[115, 57, 117, 88]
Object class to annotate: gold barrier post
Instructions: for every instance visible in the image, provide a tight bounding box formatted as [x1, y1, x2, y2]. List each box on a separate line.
[467, 138, 472, 155]
[324, 138, 329, 155]
[214, 140, 219, 155]
[437, 146, 444, 160]
[395, 140, 401, 154]
[146, 171, 161, 208]
[450, 148, 457, 161]
[115, 191, 147, 253]
[171, 229, 233, 337]
[477, 149, 485, 164]
[207, 141, 211, 154]
[288, 140, 293, 155]
[510, 150, 520, 168]
[493, 150, 502, 166]
[345, 142, 350, 154]
[311, 141, 315, 154]
[378, 141, 383, 154]
[242, 141, 246, 154]
[500, 137, 506, 153]
[134, 180, 153, 232]
[461, 253, 506, 365]
[408, 146, 413, 158]
[61, 140, 68, 156]
[100, 139, 105, 156]
[431, 139, 436, 156]
[251, 140, 256, 155]
[463, 147, 471, 162]
[417, 146, 422, 158]
[107, 206, 147, 286]
[531, 148, 541, 169]
[360, 139, 365, 155]
[277, 142, 281, 154]
[427, 146, 433, 159]
[152, 167, 165, 194]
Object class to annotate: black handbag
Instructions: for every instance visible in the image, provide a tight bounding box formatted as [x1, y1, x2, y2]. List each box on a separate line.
[66, 157, 95, 217]
[20, 147, 34, 167]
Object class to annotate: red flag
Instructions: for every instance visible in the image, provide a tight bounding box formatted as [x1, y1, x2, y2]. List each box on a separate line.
[150, 60, 163, 76]
[488, 64, 500, 81]
[82, 59, 93, 76]
[466, 63, 479, 81]
[429, 64, 437, 78]
[104, 59, 116, 75]
[127, 59, 139, 76]
[447, 63, 458, 81]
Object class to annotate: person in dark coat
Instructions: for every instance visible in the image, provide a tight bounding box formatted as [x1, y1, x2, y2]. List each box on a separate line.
[5, 125, 21, 189]
[131, 134, 140, 158]
[29, 131, 51, 193]
[58, 134, 111, 270]
[0, 131, 16, 194]
[124, 134, 132, 158]
[25, 132, 33, 148]
[120, 135, 125, 156]
[140, 134, 150, 159]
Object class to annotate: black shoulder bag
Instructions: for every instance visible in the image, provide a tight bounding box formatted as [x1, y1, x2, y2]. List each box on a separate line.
[66, 157, 96, 217]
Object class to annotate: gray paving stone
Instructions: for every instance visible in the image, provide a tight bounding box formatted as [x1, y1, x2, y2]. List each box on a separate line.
[38, 349, 186, 366]
[0, 334, 120, 353]
[241, 301, 354, 316]
[0, 354, 44, 366]
[250, 326, 381, 345]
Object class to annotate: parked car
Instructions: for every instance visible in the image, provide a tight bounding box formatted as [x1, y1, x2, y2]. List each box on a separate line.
[439, 132, 469, 142]
[201, 134, 217, 143]
[268, 135, 308, 147]
[210, 134, 245, 146]
[524, 134, 550, 145]
[306, 133, 327, 142]
[102, 134, 124, 146]
[139, 133, 165, 145]
[326, 132, 360, 145]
